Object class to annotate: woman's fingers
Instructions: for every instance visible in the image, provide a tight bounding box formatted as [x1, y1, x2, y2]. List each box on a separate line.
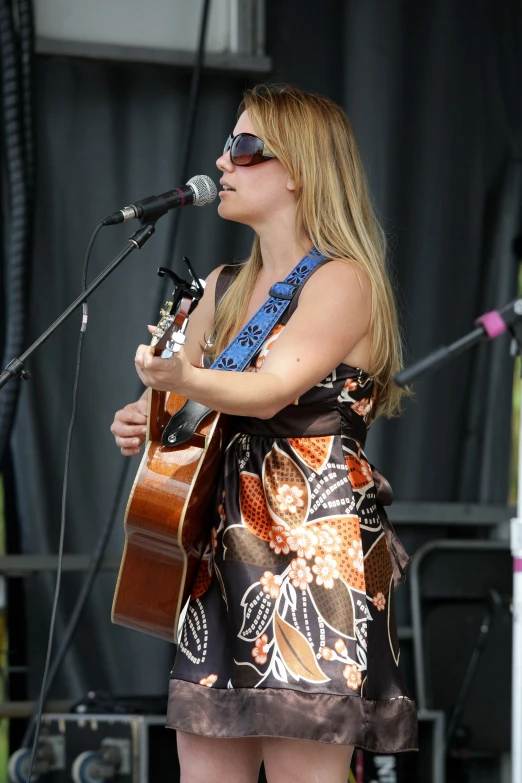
[111, 426, 147, 441]
[115, 434, 144, 451]
[110, 400, 147, 457]
[110, 420, 146, 437]
[112, 404, 147, 428]
[111, 398, 149, 455]
[119, 406, 147, 425]
[135, 397, 149, 416]
[120, 446, 142, 456]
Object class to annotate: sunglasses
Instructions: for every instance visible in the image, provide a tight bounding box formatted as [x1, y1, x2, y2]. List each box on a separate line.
[223, 132, 276, 167]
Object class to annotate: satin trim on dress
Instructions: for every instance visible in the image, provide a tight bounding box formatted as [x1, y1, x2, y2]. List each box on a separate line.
[167, 679, 418, 752]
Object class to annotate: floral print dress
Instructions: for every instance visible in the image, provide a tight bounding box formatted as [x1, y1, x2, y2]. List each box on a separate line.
[166, 266, 417, 753]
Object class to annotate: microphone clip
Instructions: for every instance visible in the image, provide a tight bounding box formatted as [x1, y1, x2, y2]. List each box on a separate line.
[102, 195, 169, 227]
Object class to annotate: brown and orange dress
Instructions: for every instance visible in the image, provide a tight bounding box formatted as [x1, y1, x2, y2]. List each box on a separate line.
[167, 264, 418, 753]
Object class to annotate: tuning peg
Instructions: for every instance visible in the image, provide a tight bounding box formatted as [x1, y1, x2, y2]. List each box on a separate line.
[161, 332, 186, 359]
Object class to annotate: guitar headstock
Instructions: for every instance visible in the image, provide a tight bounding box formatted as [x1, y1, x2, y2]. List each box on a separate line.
[149, 296, 192, 357]
[149, 257, 205, 359]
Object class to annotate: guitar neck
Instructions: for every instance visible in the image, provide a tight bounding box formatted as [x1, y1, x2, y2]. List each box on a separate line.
[148, 389, 169, 442]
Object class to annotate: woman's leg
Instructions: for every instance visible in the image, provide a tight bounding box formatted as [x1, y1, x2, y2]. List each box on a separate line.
[262, 737, 354, 783]
[176, 730, 263, 783]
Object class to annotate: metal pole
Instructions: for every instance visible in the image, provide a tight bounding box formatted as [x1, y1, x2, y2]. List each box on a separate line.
[397, 302, 522, 777]
[511, 357, 522, 782]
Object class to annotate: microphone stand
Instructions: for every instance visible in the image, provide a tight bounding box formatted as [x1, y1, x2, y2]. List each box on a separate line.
[0, 222, 156, 389]
[395, 296, 522, 783]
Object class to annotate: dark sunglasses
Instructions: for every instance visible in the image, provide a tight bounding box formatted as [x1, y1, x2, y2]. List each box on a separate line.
[223, 132, 276, 167]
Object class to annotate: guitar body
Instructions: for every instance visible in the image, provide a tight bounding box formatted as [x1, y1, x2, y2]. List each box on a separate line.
[112, 388, 227, 642]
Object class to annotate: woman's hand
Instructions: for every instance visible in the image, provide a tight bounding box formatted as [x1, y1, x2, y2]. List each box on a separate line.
[110, 396, 148, 456]
[134, 327, 194, 393]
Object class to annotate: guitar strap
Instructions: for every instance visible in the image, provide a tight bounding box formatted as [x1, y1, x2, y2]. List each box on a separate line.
[161, 250, 327, 446]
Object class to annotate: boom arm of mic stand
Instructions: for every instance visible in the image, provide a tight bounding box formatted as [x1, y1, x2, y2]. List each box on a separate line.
[394, 327, 486, 386]
[0, 223, 156, 390]
[395, 296, 522, 387]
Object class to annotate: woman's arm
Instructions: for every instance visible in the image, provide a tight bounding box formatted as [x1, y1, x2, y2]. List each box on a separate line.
[110, 265, 223, 454]
[135, 260, 371, 419]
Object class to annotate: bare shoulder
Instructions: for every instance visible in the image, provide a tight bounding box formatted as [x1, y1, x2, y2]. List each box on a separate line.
[202, 264, 226, 299]
[299, 258, 371, 308]
[259, 257, 373, 394]
[194, 264, 226, 313]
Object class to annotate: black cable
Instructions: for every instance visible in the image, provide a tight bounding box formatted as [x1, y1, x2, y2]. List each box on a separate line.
[20, 0, 213, 763]
[23, 222, 103, 777]
[0, 0, 33, 462]
[21, 458, 131, 749]
[16, 0, 36, 204]
[163, 0, 212, 271]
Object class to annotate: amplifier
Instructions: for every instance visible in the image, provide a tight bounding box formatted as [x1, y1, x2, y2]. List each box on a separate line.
[8, 713, 178, 783]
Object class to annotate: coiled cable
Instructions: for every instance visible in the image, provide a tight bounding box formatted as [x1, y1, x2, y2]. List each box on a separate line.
[0, 0, 35, 461]
[19, 0, 213, 767]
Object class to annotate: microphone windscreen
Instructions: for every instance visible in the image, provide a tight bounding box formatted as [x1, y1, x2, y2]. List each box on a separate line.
[188, 175, 217, 206]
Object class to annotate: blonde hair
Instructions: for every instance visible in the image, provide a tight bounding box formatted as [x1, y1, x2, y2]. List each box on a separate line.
[210, 83, 409, 420]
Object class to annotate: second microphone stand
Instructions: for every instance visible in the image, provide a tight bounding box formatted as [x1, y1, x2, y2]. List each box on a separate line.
[395, 297, 522, 783]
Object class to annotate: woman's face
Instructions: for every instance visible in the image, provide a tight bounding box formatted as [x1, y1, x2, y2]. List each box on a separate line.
[216, 110, 296, 229]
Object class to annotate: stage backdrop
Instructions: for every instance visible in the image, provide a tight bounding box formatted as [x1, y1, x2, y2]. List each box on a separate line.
[9, 0, 522, 700]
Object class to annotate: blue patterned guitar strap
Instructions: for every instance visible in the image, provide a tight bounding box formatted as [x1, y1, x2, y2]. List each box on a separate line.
[210, 249, 326, 371]
[161, 249, 326, 446]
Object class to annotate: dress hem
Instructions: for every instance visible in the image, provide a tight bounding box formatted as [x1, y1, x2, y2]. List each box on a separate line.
[167, 678, 418, 753]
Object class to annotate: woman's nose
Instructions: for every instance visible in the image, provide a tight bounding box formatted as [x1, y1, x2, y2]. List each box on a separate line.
[216, 151, 234, 172]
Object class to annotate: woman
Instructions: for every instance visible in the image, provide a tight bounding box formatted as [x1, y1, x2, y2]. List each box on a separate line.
[111, 84, 417, 782]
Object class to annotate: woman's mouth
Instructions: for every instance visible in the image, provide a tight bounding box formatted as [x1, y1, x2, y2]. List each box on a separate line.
[219, 185, 235, 197]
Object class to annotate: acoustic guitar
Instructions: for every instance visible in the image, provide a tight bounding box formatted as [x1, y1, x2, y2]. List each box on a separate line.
[112, 261, 228, 642]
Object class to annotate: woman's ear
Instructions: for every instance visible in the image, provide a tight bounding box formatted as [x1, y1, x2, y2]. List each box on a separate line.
[286, 177, 296, 192]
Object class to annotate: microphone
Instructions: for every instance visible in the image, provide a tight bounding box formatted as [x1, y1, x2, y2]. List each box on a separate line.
[101, 174, 217, 226]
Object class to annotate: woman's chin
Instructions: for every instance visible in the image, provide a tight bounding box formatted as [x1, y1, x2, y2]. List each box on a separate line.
[217, 198, 232, 217]
[217, 201, 250, 225]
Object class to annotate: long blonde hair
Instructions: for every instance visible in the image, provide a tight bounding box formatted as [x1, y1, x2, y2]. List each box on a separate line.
[210, 83, 408, 420]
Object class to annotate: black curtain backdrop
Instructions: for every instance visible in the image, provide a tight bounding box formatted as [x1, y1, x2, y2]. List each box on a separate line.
[8, 0, 522, 699]
[341, 0, 522, 504]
